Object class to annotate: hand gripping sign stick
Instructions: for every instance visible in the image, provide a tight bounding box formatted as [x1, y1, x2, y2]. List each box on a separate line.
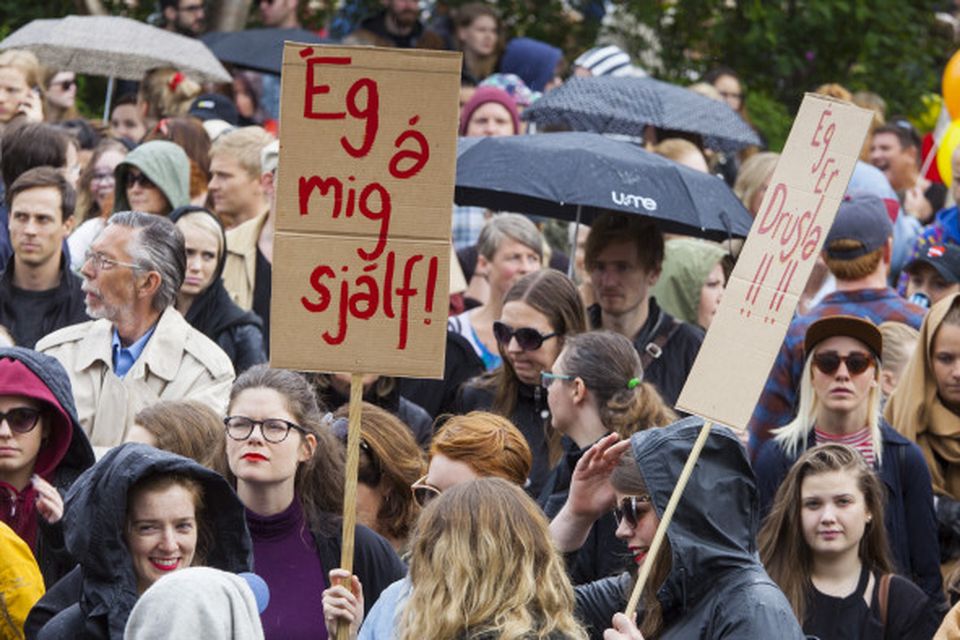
[623, 419, 713, 620]
[335, 374, 364, 640]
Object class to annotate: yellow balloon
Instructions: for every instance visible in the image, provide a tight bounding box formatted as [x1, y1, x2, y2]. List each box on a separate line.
[938, 120, 960, 187]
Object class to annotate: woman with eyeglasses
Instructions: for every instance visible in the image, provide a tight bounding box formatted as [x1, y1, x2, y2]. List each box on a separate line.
[552, 420, 803, 639]
[113, 139, 191, 216]
[69, 138, 129, 272]
[218, 365, 404, 640]
[539, 330, 675, 584]
[759, 443, 939, 639]
[754, 315, 944, 608]
[328, 403, 426, 554]
[0, 347, 94, 587]
[459, 269, 587, 495]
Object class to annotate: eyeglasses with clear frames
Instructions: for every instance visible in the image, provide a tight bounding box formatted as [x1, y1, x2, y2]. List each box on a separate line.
[83, 250, 141, 272]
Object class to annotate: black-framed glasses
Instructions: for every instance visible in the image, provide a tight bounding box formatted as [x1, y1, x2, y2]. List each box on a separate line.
[83, 250, 141, 272]
[224, 416, 307, 443]
[540, 371, 574, 389]
[125, 171, 155, 189]
[811, 352, 875, 377]
[411, 475, 441, 508]
[613, 495, 652, 528]
[0, 408, 42, 434]
[492, 321, 557, 351]
[326, 414, 382, 485]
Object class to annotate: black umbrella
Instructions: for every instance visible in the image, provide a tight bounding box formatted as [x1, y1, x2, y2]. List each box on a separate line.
[523, 76, 762, 150]
[455, 131, 753, 241]
[201, 28, 329, 75]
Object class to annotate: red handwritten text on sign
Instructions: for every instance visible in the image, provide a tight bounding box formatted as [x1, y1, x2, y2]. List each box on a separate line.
[742, 108, 841, 324]
[296, 49, 438, 349]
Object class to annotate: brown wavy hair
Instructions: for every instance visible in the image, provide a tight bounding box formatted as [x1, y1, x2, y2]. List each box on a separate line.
[560, 331, 676, 436]
[430, 411, 532, 486]
[133, 400, 224, 469]
[758, 443, 892, 623]
[331, 402, 425, 549]
[219, 365, 344, 536]
[397, 478, 586, 640]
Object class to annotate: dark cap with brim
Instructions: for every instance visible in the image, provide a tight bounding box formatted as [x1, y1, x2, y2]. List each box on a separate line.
[804, 315, 883, 359]
[905, 243, 960, 285]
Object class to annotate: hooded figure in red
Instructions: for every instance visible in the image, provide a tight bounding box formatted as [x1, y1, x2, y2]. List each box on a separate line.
[0, 346, 94, 586]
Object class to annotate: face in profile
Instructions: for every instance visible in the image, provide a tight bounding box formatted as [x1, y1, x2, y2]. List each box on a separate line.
[125, 481, 199, 593]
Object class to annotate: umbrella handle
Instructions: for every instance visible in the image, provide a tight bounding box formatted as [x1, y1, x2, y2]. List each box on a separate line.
[567, 205, 582, 280]
[103, 76, 115, 124]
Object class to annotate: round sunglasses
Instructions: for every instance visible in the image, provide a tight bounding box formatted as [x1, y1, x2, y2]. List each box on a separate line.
[492, 321, 557, 351]
[811, 352, 875, 376]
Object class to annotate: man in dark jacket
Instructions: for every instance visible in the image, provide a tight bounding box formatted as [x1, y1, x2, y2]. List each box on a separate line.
[584, 212, 703, 407]
[345, 0, 445, 48]
[0, 167, 87, 348]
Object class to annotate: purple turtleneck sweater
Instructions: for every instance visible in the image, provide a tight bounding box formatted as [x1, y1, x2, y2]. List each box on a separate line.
[247, 498, 328, 640]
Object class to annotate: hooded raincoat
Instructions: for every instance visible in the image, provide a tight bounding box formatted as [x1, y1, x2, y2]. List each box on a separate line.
[0, 347, 94, 587]
[27, 443, 253, 640]
[651, 238, 726, 329]
[575, 418, 804, 638]
[169, 207, 266, 374]
[112, 141, 190, 214]
[0, 520, 45, 640]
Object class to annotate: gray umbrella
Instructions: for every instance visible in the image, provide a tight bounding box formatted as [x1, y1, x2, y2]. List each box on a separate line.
[523, 76, 762, 150]
[0, 15, 231, 84]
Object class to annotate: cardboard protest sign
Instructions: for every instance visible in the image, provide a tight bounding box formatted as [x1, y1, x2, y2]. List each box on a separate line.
[676, 94, 874, 427]
[271, 44, 461, 377]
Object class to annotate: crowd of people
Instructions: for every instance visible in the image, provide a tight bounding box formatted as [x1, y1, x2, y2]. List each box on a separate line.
[4, 1, 960, 639]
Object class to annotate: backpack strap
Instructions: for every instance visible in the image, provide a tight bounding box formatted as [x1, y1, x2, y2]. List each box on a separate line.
[879, 573, 892, 628]
[640, 314, 681, 370]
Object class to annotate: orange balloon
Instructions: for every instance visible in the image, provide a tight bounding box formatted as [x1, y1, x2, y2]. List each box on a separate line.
[944, 50, 960, 120]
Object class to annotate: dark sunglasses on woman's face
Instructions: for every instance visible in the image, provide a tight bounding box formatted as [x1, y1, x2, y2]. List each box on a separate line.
[0, 407, 42, 434]
[811, 351, 875, 376]
[492, 321, 557, 351]
[125, 171, 155, 189]
[613, 494, 652, 528]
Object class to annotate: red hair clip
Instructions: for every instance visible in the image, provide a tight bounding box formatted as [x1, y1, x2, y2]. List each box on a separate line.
[168, 71, 185, 92]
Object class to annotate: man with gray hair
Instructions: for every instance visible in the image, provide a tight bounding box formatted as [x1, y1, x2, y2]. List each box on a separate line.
[36, 211, 235, 450]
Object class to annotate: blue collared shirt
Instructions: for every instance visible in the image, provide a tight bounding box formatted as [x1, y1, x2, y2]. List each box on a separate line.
[111, 324, 157, 378]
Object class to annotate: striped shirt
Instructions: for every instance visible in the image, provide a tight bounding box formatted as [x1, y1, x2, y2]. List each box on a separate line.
[814, 426, 876, 467]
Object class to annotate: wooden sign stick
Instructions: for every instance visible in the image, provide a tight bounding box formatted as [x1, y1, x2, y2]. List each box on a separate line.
[624, 420, 713, 620]
[336, 373, 364, 640]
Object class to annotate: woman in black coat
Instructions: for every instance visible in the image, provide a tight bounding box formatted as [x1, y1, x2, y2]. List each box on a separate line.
[170, 206, 266, 373]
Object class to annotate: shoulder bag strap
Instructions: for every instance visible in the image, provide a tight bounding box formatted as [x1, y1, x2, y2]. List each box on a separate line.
[879, 573, 892, 628]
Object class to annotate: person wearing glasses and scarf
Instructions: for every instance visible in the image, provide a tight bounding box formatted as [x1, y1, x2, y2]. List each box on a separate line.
[458, 269, 586, 496]
[0, 347, 93, 587]
[218, 366, 404, 640]
[754, 315, 944, 609]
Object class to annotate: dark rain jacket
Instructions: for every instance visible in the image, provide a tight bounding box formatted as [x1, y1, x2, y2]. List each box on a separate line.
[576, 418, 804, 639]
[754, 420, 945, 608]
[169, 207, 267, 374]
[25, 443, 253, 640]
[400, 331, 484, 420]
[0, 255, 88, 349]
[0, 347, 94, 587]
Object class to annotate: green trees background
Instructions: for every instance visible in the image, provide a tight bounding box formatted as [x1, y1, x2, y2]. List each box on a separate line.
[1, 0, 953, 149]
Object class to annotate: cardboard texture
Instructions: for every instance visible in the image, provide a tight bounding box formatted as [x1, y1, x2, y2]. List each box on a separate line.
[676, 94, 874, 428]
[271, 44, 460, 377]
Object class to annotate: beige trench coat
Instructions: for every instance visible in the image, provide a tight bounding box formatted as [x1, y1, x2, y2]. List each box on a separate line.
[36, 307, 235, 450]
[222, 210, 268, 311]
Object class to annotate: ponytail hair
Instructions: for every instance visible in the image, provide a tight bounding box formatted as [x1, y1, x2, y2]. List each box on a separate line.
[561, 331, 676, 436]
[139, 67, 202, 121]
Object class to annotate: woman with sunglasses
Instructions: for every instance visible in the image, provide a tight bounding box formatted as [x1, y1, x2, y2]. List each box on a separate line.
[540, 330, 675, 585]
[0, 347, 94, 587]
[754, 315, 944, 607]
[113, 139, 191, 216]
[759, 443, 939, 639]
[459, 269, 586, 495]
[219, 365, 404, 640]
[328, 403, 426, 554]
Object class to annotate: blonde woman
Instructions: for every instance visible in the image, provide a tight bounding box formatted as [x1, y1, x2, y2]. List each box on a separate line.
[324, 478, 587, 640]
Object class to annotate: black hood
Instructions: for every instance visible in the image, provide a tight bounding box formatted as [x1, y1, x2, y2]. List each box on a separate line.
[629, 417, 759, 619]
[62, 443, 252, 639]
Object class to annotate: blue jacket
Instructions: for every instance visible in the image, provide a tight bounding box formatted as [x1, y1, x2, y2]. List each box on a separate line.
[754, 421, 944, 607]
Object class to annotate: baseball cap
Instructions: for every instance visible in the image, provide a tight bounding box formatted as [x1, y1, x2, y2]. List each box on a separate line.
[804, 315, 883, 359]
[905, 243, 960, 284]
[189, 93, 239, 126]
[824, 192, 893, 260]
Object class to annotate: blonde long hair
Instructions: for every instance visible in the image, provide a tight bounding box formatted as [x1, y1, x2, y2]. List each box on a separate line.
[397, 478, 587, 640]
[772, 350, 883, 465]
